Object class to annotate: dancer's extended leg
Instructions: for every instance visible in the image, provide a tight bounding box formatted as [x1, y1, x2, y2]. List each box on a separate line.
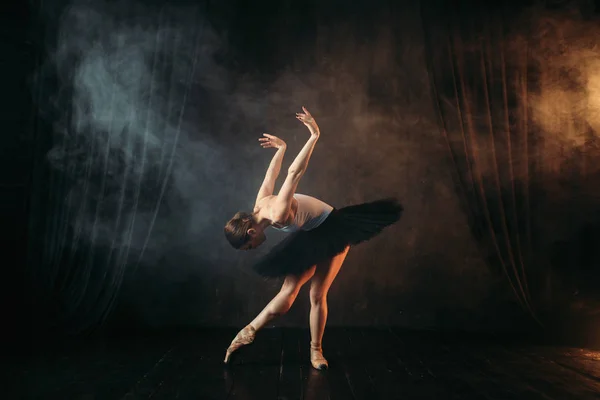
[224, 265, 316, 363]
[308, 246, 350, 370]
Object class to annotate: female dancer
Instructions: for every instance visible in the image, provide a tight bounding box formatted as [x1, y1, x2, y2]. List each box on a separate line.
[223, 107, 403, 370]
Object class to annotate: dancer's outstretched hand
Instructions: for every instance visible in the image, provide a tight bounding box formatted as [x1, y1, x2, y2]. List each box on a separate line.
[259, 133, 286, 149]
[296, 106, 319, 136]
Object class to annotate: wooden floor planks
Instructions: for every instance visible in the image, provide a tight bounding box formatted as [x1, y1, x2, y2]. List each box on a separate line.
[9, 327, 600, 399]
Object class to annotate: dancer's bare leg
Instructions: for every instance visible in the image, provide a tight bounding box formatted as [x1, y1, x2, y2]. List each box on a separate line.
[308, 246, 350, 370]
[250, 266, 316, 330]
[224, 266, 316, 363]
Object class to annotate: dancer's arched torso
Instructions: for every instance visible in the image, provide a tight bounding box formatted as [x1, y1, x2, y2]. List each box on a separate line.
[268, 194, 333, 232]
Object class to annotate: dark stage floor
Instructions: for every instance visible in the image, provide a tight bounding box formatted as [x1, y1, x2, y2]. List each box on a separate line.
[9, 327, 600, 399]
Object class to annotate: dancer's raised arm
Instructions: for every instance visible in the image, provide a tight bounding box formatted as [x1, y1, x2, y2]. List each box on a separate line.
[272, 107, 320, 222]
[255, 133, 286, 205]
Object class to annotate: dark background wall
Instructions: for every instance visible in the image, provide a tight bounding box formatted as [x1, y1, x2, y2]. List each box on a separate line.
[11, 0, 600, 340]
[4, 0, 37, 345]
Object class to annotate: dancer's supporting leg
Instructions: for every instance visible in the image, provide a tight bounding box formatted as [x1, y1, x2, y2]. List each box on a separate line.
[224, 265, 316, 363]
[308, 245, 350, 370]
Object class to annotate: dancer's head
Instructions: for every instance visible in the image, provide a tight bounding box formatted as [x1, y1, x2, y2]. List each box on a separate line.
[224, 211, 267, 250]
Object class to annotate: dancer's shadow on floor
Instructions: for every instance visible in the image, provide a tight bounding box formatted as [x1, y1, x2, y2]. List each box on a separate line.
[304, 367, 329, 399]
[223, 363, 329, 399]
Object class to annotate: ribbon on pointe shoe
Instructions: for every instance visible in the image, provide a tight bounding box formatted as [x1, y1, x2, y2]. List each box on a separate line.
[310, 342, 329, 370]
[224, 325, 256, 364]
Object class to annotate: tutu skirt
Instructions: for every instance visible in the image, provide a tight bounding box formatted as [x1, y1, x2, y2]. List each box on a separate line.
[251, 198, 403, 278]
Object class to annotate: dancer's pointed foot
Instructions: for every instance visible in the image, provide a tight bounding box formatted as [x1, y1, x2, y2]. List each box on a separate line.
[224, 325, 256, 364]
[310, 343, 328, 370]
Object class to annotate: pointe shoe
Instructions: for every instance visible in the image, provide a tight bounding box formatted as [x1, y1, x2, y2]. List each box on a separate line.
[224, 325, 256, 364]
[310, 343, 329, 370]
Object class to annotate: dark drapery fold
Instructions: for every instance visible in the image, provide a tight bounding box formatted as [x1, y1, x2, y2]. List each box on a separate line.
[421, 0, 600, 326]
[27, 1, 208, 333]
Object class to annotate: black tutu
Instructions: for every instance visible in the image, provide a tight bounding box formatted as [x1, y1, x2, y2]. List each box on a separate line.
[251, 198, 403, 278]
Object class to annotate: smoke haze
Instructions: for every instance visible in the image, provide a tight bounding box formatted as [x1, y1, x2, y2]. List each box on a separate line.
[32, 0, 512, 331]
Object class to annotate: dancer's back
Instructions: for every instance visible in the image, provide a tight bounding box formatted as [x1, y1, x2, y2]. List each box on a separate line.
[272, 194, 333, 232]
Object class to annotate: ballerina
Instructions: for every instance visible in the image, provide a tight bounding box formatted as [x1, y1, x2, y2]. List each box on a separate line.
[223, 107, 403, 370]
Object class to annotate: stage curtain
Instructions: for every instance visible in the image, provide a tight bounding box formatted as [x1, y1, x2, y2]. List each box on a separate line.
[420, 0, 600, 325]
[27, 2, 209, 333]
